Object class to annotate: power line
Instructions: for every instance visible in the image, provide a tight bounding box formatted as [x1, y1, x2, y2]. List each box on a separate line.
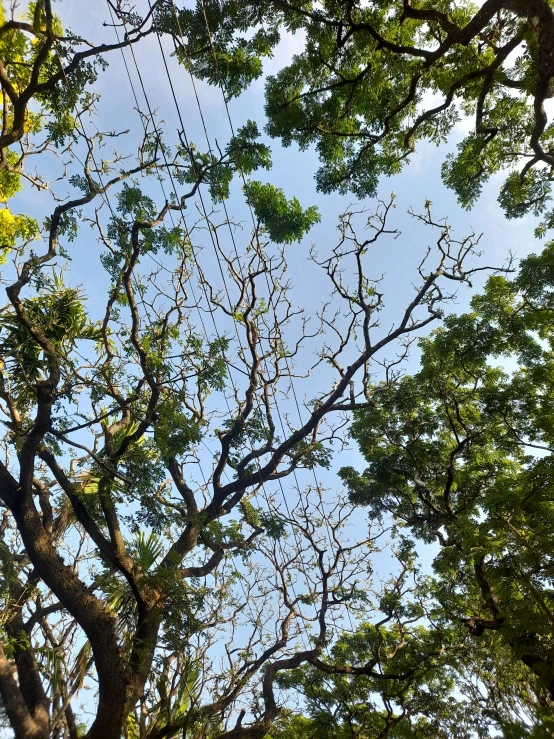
[106, 3, 273, 642]
[52, 13, 323, 728]
[55, 5, 360, 722]
[145, 0, 319, 649]
[194, 0, 358, 638]
[57, 9, 267, 661]
[163, 0, 352, 647]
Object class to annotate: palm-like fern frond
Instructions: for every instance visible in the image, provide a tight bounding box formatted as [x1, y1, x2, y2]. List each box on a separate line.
[105, 532, 164, 634]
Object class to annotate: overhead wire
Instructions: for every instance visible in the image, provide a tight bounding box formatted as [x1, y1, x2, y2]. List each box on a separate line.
[164, 0, 353, 653]
[50, 9, 316, 725]
[193, 0, 359, 638]
[144, 0, 317, 650]
[55, 8, 269, 680]
[52, 4, 364, 727]
[106, 2, 271, 647]
[55, 0, 350, 666]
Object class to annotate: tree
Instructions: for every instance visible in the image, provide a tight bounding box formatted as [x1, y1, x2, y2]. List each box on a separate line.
[269, 622, 553, 738]
[341, 241, 554, 717]
[167, 0, 554, 234]
[0, 4, 491, 737]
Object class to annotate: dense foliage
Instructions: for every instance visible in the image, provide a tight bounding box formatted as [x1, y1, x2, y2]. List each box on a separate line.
[171, 0, 554, 233]
[341, 244, 554, 725]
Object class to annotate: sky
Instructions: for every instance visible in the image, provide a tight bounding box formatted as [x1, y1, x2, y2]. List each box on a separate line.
[3, 3, 552, 728]
[8, 0, 547, 591]
[31, 0, 539, 324]
[19, 0, 541, 476]
[2, 1, 551, 733]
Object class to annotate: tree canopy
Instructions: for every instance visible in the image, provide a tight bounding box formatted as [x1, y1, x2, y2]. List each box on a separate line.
[0, 1, 553, 739]
[173, 0, 554, 233]
[341, 242, 554, 717]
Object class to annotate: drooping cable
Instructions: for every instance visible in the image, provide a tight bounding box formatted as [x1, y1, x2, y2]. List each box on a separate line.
[193, 0, 359, 638]
[144, 0, 318, 650]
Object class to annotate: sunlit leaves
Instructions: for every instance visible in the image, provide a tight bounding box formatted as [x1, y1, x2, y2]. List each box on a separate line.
[0, 151, 23, 202]
[0, 275, 101, 402]
[154, 401, 201, 461]
[0, 207, 39, 263]
[343, 244, 554, 700]
[244, 180, 320, 243]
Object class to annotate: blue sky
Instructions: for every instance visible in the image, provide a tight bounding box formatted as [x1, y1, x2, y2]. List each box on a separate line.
[20, 0, 540, 468]
[9, 0, 547, 575]
[2, 2, 551, 731]
[6, 0, 551, 646]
